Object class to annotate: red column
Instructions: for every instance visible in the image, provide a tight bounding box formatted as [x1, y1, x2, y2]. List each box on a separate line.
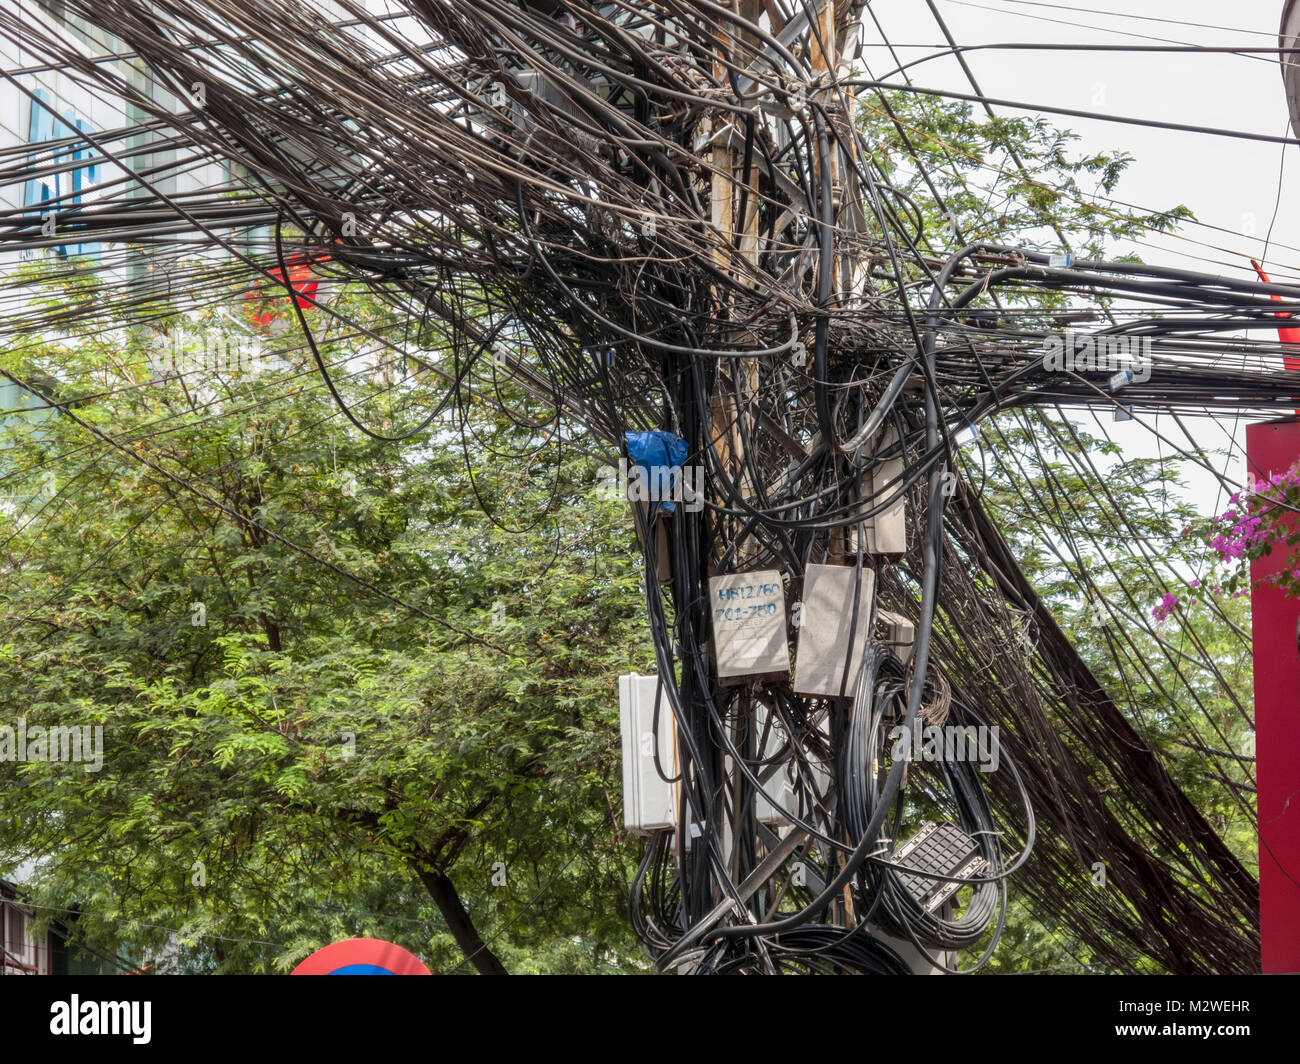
[1247, 418, 1300, 974]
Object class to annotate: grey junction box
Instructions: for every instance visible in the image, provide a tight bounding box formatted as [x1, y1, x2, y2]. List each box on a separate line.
[793, 563, 876, 698]
[864, 425, 907, 557]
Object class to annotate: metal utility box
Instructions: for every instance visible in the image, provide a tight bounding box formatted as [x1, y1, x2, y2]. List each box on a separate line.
[793, 563, 876, 698]
[750, 703, 831, 825]
[892, 821, 986, 913]
[864, 426, 907, 557]
[877, 609, 915, 665]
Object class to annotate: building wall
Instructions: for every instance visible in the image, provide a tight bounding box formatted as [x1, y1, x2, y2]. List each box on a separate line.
[0, 0, 242, 304]
[1282, 0, 1300, 136]
[1, 890, 53, 975]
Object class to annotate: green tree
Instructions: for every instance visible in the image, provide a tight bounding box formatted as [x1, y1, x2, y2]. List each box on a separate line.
[0, 269, 651, 973]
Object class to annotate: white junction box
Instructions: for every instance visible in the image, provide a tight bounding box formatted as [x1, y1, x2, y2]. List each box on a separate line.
[864, 426, 907, 557]
[619, 673, 678, 834]
[707, 570, 790, 684]
[794, 563, 876, 698]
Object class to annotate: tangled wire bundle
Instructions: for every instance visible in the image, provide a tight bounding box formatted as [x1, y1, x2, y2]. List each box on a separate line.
[0, 0, 1279, 972]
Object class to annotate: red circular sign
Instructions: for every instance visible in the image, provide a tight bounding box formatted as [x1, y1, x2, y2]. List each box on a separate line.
[291, 938, 432, 975]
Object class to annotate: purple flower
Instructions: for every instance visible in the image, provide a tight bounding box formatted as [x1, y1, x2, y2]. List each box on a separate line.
[1152, 592, 1179, 621]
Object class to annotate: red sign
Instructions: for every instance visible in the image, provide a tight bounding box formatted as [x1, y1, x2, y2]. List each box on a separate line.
[243, 254, 329, 327]
[291, 938, 431, 975]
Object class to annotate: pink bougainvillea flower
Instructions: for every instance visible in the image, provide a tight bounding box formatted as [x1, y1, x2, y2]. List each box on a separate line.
[1152, 591, 1179, 622]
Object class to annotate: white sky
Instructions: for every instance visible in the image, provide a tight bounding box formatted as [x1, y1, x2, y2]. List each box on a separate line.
[863, 0, 1300, 513]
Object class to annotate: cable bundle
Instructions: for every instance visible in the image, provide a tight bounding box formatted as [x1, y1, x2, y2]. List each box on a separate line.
[0, 0, 1265, 973]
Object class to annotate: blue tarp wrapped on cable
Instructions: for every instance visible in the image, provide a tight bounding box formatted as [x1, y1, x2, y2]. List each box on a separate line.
[624, 430, 689, 513]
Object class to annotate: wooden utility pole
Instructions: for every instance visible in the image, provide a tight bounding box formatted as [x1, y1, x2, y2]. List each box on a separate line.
[702, 0, 869, 927]
[708, 0, 766, 566]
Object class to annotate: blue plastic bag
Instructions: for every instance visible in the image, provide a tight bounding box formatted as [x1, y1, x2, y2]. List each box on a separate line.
[625, 430, 690, 513]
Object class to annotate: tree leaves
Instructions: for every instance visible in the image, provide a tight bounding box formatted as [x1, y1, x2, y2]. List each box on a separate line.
[0, 279, 649, 971]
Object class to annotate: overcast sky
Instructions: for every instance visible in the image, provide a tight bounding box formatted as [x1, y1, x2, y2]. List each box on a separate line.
[865, 0, 1299, 273]
[863, 0, 1300, 512]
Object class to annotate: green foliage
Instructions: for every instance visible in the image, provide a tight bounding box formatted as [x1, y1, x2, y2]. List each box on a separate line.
[0, 273, 652, 972]
[861, 90, 1194, 269]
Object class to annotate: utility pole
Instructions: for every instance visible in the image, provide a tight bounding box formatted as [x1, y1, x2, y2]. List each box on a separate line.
[1253, 11, 1300, 975]
[691, 0, 928, 961]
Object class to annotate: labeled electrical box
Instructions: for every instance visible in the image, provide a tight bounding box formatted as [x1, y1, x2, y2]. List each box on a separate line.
[619, 673, 677, 834]
[793, 563, 876, 698]
[864, 426, 907, 557]
[708, 570, 790, 683]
